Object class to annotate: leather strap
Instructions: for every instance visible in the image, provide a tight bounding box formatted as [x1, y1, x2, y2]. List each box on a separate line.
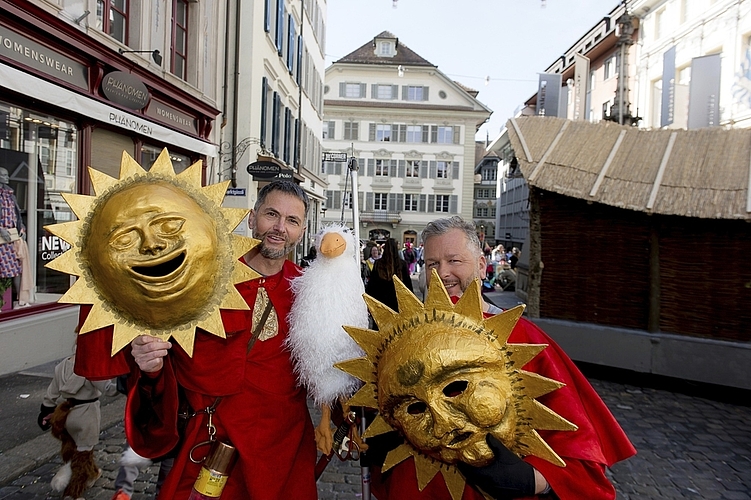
[248, 298, 274, 354]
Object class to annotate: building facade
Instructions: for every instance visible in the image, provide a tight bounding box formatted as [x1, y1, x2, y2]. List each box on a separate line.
[631, 0, 751, 129]
[472, 146, 498, 247]
[221, 0, 328, 255]
[321, 31, 491, 246]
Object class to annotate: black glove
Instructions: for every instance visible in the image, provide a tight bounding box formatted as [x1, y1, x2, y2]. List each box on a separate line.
[37, 404, 55, 431]
[457, 434, 537, 500]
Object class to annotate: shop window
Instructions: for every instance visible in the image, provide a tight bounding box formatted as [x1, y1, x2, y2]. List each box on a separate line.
[97, 0, 128, 44]
[0, 102, 78, 311]
[141, 144, 191, 174]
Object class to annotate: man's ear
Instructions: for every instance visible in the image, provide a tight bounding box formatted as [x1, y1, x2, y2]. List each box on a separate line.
[479, 254, 487, 280]
[247, 210, 256, 231]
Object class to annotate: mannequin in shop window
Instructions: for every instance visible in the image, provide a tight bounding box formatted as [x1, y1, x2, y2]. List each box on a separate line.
[0, 167, 29, 310]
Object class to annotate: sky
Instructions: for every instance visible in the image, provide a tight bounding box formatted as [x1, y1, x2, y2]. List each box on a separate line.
[324, 0, 621, 141]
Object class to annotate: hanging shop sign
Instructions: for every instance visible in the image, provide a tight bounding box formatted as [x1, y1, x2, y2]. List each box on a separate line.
[101, 71, 150, 110]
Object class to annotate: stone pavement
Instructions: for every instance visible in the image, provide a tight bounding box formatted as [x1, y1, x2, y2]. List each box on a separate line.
[1, 289, 749, 499]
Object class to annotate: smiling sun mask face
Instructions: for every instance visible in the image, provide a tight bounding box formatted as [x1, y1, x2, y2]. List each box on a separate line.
[44, 149, 260, 356]
[86, 181, 218, 328]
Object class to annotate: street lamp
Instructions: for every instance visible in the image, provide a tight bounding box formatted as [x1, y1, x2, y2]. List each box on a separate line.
[320, 207, 327, 218]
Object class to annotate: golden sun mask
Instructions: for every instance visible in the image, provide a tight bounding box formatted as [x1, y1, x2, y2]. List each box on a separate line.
[45, 149, 260, 356]
[336, 270, 577, 500]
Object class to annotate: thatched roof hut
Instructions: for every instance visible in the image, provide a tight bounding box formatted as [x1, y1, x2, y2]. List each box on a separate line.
[506, 116, 751, 389]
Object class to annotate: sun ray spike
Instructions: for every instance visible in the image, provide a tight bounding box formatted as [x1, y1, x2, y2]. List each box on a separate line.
[342, 326, 383, 358]
[177, 159, 204, 187]
[171, 329, 196, 357]
[518, 430, 567, 467]
[149, 148, 177, 176]
[223, 208, 252, 231]
[345, 383, 377, 408]
[415, 456, 441, 491]
[363, 294, 400, 330]
[79, 302, 116, 334]
[119, 150, 147, 179]
[220, 285, 252, 311]
[507, 344, 547, 369]
[424, 269, 454, 312]
[44, 248, 82, 277]
[43, 221, 82, 247]
[232, 235, 259, 260]
[87, 167, 119, 195]
[394, 275, 423, 316]
[441, 468, 466, 500]
[60, 193, 96, 220]
[334, 357, 376, 384]
[483, 304, 525, 344]
[203, 180, 232, 206]
[361, 415, 394, 439]
[516, 370, 565, 399]
[526, 399, 578, 431]
[382, 444, 414, 473]
[110, 323, 139, 355]
[453, 278, 484, 322]
[196, 309, 226, 339]
[57, 278, 95, 304]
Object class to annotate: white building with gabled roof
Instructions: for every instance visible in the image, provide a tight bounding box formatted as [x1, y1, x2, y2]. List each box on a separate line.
[321, 31, 491, 245]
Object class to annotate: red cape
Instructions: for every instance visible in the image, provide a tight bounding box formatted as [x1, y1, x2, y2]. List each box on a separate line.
[370, 303, 636, 500]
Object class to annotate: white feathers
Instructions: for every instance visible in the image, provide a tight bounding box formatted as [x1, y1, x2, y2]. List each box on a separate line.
[287, 223, 368, 406]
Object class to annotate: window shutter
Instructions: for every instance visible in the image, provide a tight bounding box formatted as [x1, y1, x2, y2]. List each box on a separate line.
[372, 84, 377, 97]
[419, 194, 427, 212]
[352, 122, 359, 140]
[322, 161, 329, 174]
[367, 158, 374, 177]
[423, 86, 429, 101]
[399, 124, 406, 143]
[402, 85, 408, 100]
[398, 160, 405, 178]
[366, 192, 374, 211]
[264, 0, 271, 32]
[392, 85, 398, 99]
[388, 193, 397, 211]
[396, 193, 404, 211]
[429, 161, 436, 179]
[430, 125, 437, 143]
[328, 121, 335, 140]
[335, 162, 342, 175]
[428, 194, 435, 213]
[271, 92, 279, 155]
[390, 124, 398, 142]
[452, 161, 460, 179]
[360, 83, 367, 97]
[358, 191, 364, 209]
[260, 77, 268, 147]
[334, 191, 341, 209]
[453, 125, 460, 144]
[276, 0, 284, 54]
[339, 82, 346, 97]
[449, 195, 458, 214]
[420, 160, 428, 178]
[390, 159, 397, 177]
[326, 190, 333, 208]
[420, 125, 428, 143]
[358, 158, 366, 171]
[369, 123, 376, 141]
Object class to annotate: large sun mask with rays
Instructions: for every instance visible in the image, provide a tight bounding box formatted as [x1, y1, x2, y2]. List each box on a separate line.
[45, 149, 260, 356]
[336, 270, 577, 500]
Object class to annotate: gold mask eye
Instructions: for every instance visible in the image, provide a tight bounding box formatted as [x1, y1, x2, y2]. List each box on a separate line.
[154, 216, 185, 236]
[111, 229, 138, 250]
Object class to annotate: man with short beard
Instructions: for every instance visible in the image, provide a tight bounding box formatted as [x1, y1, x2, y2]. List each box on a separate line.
[127, 180, 317, 499]
[367, 216, 635, 500]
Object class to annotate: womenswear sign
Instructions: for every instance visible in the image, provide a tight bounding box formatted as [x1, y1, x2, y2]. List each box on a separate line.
[101, 71, 150, 110]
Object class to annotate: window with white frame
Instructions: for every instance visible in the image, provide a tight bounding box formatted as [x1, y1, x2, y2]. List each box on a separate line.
[375, 84, 395, 99]
[323, 121, 334, 139]
[375, 159, 389, 176]
[406, 160, 420, 177]
[604, 56, 615, 80]
[404, 193, 418, 211]
[374, 193, 388, 210]
[345, 83, 364, 98]
[376, 124, 391, 142]
[435, 195, 450, 212]
[405, 86, 427, 101]
[482, 168, 496, 182]
[436, 161, 450, 179]
[344, 121, 358, 140]
[476, 207, 488, 217]
[406, 125, 422, 143]
[378, 41, 394, 56]
[436, 126, 453, 143]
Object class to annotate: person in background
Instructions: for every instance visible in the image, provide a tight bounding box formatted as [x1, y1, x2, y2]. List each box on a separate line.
[365, 237, 413, 312]
[510, 247, 521, 270]
[366, 216, 635, 500]
[300, 245, 317, 268]
[38, 347, 117, 499]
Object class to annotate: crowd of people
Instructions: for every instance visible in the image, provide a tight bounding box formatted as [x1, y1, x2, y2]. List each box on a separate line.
[43, 180, 634, 500]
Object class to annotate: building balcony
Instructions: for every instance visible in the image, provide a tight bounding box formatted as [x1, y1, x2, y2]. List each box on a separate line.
[360, 210, 402, 227]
